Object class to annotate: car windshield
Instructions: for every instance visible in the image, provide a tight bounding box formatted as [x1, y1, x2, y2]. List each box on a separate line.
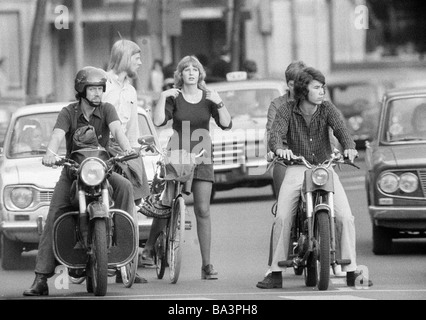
[8, 113, 66, 158]
[328, 83, 379, 118]
[217, 88, 280, 120]
[384, 97, 426, 143]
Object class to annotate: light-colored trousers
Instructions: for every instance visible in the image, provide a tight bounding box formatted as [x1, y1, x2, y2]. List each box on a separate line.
[269, 165, 357, 273]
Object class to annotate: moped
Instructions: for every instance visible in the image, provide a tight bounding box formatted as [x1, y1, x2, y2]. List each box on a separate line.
[50, 148, 140, 296]
[269, 152, 359, 290]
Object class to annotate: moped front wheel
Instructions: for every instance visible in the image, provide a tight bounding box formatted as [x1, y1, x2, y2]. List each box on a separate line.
[169, 196, 185, 284]
[316, 211, 331, 291]
[90, 219, 108, 296]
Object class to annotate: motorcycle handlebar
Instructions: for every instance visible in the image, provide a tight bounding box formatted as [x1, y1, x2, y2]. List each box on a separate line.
[271, 154, 360, 170]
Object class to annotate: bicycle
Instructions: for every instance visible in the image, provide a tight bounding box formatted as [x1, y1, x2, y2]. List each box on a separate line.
[138, 136, 205, 284]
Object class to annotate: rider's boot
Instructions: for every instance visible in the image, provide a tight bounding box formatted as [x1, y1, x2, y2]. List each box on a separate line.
[23, 273, 49, 296]
[256, 271, 282, 289]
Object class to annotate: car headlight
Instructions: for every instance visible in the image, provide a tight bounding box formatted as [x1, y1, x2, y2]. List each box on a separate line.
[312, 168, 329, 186]
[378, 173, 399, 193]
[10, 187, 33, 209]
[399, 173, 418, 193]
[80, 158, 106, 186]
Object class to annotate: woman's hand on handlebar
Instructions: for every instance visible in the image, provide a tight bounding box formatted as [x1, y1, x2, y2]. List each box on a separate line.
[275, 148, 294, 161]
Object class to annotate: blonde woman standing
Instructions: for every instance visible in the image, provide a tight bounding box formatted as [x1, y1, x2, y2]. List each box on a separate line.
[147, 55, 232, 279]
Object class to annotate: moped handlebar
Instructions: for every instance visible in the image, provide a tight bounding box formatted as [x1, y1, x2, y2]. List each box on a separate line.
[268, 153, 360, 171]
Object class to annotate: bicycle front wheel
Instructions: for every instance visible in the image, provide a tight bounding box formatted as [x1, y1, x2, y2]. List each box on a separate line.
[169, 196, 186, 284]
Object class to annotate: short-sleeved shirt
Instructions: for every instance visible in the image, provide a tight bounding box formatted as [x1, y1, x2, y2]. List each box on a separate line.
[54, 101, 120, 156]
[161, 92, 231, 158]
[159, 92, 232, 182]
[103, 71, 140, 148]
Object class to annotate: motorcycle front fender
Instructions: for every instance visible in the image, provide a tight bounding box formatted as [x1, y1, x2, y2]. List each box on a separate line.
[87, 201, 109, 220]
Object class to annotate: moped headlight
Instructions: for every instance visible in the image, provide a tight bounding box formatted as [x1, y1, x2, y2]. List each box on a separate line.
[399, 173, 418, 193]
[378, 173, 399, 193]
[312, 168, 329, 186]
[10, 187, 33, 209]
[80, 159, 106, 186]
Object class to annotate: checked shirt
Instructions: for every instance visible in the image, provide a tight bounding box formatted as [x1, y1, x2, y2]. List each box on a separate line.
[269, 100, 355, 164]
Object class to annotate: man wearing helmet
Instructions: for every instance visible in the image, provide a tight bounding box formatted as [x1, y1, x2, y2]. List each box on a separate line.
[23, 66, 137, 296]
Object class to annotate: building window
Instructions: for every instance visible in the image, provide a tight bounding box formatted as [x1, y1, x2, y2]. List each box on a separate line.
[331, 0, 426, 67]
[365, 0, 426, 62]
[0, 11, 22, 89]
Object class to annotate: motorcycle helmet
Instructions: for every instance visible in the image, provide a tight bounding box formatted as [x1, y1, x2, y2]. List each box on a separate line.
[74, 66, 107, 97]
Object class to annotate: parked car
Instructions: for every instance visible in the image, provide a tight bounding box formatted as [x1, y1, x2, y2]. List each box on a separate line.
[0, 108, 11, 148]
[365, 87, 426, 255]
[326, 73, 426, 150]
[155, 73, 286, 199]
[326, 78, 388, 149]
[0, 102, 161, 270]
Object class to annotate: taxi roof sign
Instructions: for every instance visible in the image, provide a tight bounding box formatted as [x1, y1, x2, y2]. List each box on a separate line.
[226, 71, 248, 82]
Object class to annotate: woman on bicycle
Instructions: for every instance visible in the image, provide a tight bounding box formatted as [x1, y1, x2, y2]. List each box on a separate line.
[146, 55, 232, 279]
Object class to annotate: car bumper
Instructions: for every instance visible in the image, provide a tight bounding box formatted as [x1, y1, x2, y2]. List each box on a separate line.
[0, 220, 41, 243]
[368, 205, 426, 229]
[136, 213, 152, 242]
[214, 162, 272, 187]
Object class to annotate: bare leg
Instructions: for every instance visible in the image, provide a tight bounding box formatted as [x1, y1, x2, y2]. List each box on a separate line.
[192, 180, 213, 267]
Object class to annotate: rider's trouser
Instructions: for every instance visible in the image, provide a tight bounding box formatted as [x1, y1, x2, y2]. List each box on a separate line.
[269, 165, 357, 273]
[35, 168, 136, 276]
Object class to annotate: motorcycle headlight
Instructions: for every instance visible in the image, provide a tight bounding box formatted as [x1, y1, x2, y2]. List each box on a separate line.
[378, 173, 399, 193]
[399, 173, 418, 194]
[10, 187, 33, 209]
[80, 158, 106, 186]
[312, 168, 329, 186]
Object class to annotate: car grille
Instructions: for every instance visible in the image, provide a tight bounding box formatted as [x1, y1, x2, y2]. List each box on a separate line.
[419, 170, 426, 196]
[39, 191, 54, 203]
[213, 142, 245, 165]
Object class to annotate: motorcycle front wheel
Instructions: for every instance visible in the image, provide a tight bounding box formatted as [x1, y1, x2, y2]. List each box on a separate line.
[169, 196, 185, 284]
[89, 219, 108, 296]
[316, 211, 331, 291]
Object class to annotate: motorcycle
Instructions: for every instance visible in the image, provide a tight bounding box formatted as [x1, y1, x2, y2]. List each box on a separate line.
[269, 152, 359, 291]
[50, 147, 140, 296]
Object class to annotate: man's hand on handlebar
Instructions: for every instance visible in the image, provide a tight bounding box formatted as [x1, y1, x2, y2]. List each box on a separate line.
[275, 148, 294, 161]
[42, 154, 61, 168]
[344, 149, 358, 163]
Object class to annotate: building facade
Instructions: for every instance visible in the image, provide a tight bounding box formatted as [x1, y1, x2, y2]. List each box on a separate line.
[1, 0, 425, 104]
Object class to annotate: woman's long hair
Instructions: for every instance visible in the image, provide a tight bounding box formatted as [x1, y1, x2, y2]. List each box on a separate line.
[108, 39, 141, 78]
[173, 55, 207, 91]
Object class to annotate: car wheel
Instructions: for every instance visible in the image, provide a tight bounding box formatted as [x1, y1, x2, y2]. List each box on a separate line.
[372, 225, 393, 255]
[1, 234, 23, 270]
